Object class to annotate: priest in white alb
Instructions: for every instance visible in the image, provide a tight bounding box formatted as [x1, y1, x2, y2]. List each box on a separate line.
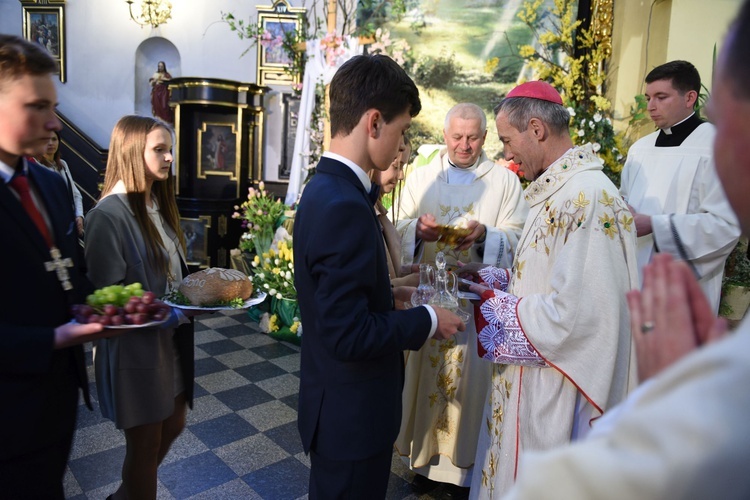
[497, 16, 750, 497]
[463, 82, 639, 499]
[394, 103, 528, 494]
[620, 60, 740, 313]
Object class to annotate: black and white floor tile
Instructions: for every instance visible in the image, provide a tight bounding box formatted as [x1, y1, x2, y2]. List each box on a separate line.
[62, 310, 456, 499]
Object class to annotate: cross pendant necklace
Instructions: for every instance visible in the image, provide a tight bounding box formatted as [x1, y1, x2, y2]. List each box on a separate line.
[44, 246, 74, 291]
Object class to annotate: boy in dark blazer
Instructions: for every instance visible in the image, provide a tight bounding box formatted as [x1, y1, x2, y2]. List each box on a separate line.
[0, 35, 103, 499]
[293, 54, 466, 499]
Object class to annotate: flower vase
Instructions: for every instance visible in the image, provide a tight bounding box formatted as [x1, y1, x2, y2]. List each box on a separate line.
[276, 297, 300, 326]
[268, 296, 301, 345]
[246, 291, 271, 324]
[253, 227, 275, 257]
[282, 210, 296, 234]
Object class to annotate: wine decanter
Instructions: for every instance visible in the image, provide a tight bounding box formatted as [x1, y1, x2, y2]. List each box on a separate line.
[411, 263, 436, 307]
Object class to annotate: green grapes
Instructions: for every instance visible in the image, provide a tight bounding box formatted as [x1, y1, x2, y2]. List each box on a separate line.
[86, 283, 145, 308]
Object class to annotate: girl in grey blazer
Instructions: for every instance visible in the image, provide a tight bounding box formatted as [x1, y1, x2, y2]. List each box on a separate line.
[85, 115, 195, 500]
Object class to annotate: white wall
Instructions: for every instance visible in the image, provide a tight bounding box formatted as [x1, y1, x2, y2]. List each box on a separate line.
[667, 0, 739, 84]
[1, 0, 320, 180]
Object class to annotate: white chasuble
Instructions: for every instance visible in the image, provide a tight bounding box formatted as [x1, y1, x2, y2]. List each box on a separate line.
[503, 315, 750, 500]
[470, 146, 639, 499]
[620, 123, 740, 313]
[394, 149, 527, 485]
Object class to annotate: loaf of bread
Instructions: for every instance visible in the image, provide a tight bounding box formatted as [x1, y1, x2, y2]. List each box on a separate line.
[178, 268, 253, 306]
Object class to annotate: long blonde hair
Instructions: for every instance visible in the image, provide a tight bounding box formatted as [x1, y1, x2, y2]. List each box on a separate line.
[100, 115, 185, 276]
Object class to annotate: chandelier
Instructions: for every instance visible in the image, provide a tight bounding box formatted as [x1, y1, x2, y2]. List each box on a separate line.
[126, 0, 173, 29]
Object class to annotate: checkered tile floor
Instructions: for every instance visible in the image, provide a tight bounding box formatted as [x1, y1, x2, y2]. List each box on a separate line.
[62, 310, 452, 499]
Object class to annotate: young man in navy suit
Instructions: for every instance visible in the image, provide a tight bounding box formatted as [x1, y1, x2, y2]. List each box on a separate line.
[293, 54, 466, 499]
[0, 35, 103, 499]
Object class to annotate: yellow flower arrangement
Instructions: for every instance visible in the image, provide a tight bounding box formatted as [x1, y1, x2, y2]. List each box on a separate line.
[250, 234, 302, 342]
[251, 239, 296, 301]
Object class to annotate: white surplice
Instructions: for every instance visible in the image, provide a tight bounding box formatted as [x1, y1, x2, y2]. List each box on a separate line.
[394, 149, 528, 486]
[502, 315, 750, 500]
[620, 123, 740, 312]
[470, 145, 639, 499]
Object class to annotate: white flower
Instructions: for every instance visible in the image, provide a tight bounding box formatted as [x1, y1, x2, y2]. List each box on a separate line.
[274, 258, 280, 266]
[269, 288, 277, 295]
[592, 142, 601, 152]
[589, 120, 595, 129]
[593, 112, 602, 122]
[577, 129, 585, 137]
[276, 292, 283, 299]
[567, 107, 576, 117]
[616, 154, 623, 161]
[285, 271, 292, 279]
[263, 283, 269, 289]
[251, 261, 258, 267]
[258, 313, 271, 333]
[605, 118, 612, 125]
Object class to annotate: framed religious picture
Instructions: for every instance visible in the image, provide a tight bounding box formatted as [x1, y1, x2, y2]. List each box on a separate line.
[256, 0, 306, 86]
[22, 2, 66, 82]
[197, 122, 239, 180]
[180, 215, 211, 268]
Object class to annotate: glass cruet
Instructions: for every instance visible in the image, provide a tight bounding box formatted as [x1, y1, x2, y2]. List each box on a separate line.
[428, 252, 470, 322]
[411, 263, 436, 307]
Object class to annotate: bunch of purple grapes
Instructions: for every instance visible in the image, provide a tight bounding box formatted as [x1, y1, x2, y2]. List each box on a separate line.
[72, 290, 172, 327]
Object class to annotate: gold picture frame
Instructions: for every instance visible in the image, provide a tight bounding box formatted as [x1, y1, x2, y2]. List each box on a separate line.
[197, 122, 239, 180]
[22, 2, 66, 82]
[181, 215, 212, 268]
[256, 0, 306, 86]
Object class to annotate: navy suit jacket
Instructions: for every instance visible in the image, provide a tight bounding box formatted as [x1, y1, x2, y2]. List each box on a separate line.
[293, 156, 432, 461]
[0, 159, 89, 460]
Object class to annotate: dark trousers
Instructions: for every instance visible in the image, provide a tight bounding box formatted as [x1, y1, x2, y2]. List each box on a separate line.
[309, 447, 393, 499]
[0, 435, 73, 500]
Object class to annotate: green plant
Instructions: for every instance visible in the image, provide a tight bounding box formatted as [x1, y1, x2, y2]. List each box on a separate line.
[356, 0, 424, 36]
[719, 238, 750, 318]
[413, 51, 462, 89]
[232, 182, 289, 256]
[222, 11, 308, 88]
[724, 239, 750, 288]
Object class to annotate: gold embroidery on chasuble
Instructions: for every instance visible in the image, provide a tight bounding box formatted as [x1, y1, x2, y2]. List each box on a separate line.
[518, 191, 590, 262]
[426, 337, 465, 440]
[482, 367, 513, 495]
